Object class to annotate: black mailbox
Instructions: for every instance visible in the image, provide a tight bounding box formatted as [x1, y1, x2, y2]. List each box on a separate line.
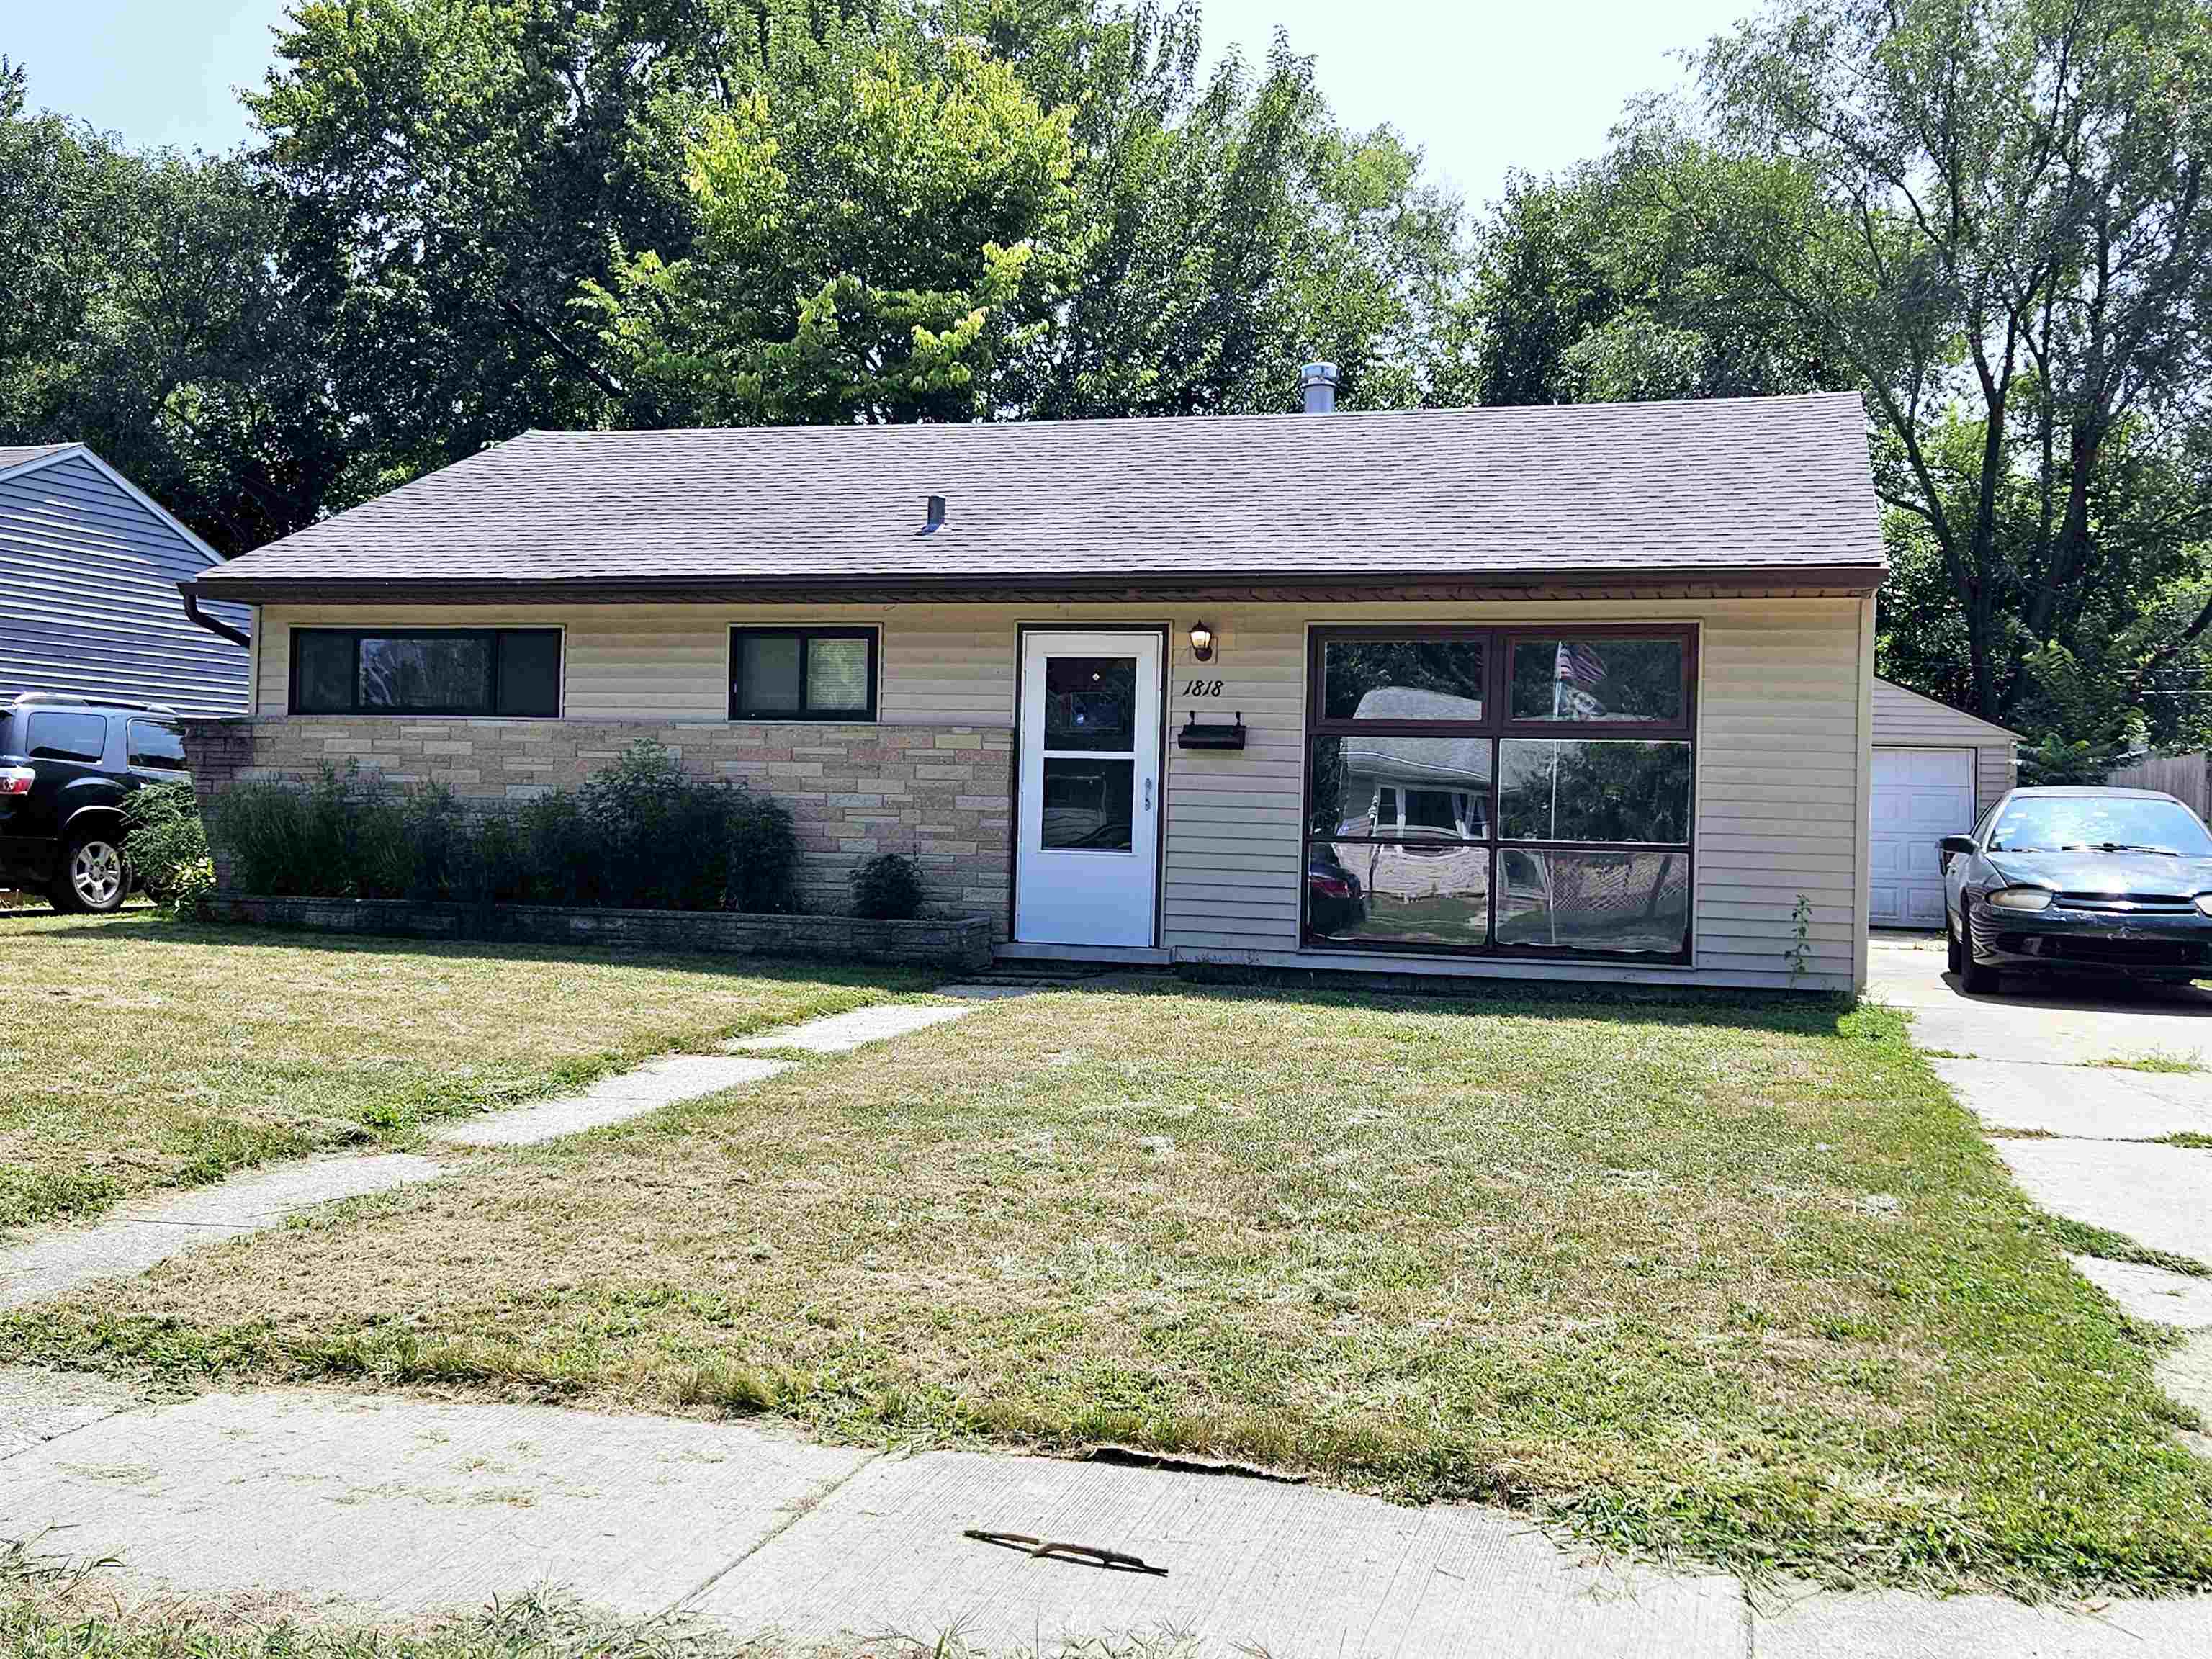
[1177, 711, 1246, 750]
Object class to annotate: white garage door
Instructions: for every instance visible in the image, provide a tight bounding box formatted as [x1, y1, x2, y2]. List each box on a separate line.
[1870, 747, 1976, 927]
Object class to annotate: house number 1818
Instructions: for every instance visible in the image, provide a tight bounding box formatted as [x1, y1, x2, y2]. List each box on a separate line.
[1182, 680, 1225, 697]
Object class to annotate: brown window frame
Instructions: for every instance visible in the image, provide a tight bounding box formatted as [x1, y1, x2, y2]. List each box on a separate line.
[1303, 623, 1697, 964]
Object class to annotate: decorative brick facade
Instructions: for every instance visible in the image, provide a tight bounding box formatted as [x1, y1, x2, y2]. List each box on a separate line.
[181, 716, 1014, 935]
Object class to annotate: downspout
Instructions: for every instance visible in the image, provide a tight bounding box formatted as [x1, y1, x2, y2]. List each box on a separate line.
[180, 583, 251, 649]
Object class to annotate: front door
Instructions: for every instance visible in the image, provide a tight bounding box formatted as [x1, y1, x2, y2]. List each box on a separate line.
[1015, 630, 1163, 946]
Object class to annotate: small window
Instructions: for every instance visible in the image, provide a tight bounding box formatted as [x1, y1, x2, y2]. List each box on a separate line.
[289, 629, 562, 717]
[730, 628, 878, 721]
[127, 719, 189, 773]
[26, 711, 107, 763]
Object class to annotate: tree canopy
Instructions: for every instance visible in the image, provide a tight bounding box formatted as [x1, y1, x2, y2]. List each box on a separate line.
[5, 0, 2212, 760]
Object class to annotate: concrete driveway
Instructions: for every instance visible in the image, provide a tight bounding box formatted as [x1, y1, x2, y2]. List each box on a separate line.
[1871, 933, 2212, 1434]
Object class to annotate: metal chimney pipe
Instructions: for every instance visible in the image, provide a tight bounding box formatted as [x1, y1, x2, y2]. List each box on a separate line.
[1300, 362, 1339, 413]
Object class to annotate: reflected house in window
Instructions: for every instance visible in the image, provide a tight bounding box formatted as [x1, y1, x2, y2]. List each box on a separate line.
[1328, 686, 1493, 942]
[1305, 629, 1697, 961]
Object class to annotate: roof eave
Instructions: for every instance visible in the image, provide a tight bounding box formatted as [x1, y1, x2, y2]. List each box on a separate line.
[187, 562, 1888, 607]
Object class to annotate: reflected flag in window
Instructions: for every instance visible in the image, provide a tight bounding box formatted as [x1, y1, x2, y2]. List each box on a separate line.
[1555, 642, 1606, 687]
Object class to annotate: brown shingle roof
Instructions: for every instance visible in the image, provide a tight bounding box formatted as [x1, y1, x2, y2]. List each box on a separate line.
[0, 444, 76, 475]
[192, 393, 1885, 603]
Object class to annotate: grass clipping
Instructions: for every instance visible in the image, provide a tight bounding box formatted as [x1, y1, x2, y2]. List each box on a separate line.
[9, 981, 2211, 1597]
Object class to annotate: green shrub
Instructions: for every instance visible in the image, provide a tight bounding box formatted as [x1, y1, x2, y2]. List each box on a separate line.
[121, 781, 215, 914]
[850, 852, 926, 920]
[213, 765, 351, 896]
[204, 742, 799, 914]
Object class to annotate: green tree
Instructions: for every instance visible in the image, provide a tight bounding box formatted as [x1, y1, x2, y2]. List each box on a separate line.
[0, 58, 342, 554]
[1002, 9, 1467, 417]
[1691, 0, 2212, 723]
[581, 9, 1077, 423]
[1465, 133, 1838, 408]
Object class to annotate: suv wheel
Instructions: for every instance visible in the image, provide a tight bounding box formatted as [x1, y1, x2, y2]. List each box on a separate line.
[53, 830, 127, 914]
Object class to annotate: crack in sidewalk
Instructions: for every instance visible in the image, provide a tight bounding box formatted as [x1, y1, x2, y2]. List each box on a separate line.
[660, 1448, 886, 1616]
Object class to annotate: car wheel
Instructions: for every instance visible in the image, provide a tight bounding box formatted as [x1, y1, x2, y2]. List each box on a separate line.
[1946, 916, 1963, 976]
[50, 830, 127, 914]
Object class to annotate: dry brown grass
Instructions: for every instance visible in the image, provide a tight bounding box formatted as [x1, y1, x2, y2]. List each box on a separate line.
[0, 913, 937, 1230]
[12, 978, 2211, 1593]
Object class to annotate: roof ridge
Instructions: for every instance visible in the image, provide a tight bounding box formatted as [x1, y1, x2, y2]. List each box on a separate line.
[505, 390, 1864, 443]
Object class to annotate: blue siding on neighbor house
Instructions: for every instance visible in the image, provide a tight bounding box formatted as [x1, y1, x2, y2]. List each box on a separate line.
[0, 453, 250, 715]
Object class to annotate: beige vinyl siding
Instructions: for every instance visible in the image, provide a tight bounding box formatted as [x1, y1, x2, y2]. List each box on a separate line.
[258, 595, 1869, 990]
[1871, 677, 2018, 818]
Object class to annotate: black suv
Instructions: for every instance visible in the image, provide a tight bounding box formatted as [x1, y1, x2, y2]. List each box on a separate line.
[0, 694, 189, 912]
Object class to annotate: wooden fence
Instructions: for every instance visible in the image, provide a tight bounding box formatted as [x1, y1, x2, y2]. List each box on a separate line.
[2108, 752, 2212, 819]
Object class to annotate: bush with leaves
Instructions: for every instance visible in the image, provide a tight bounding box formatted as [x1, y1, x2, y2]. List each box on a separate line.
[205, 744, 799, 914]
[849, 853, 927, 921]
[120, 781, 214, 913]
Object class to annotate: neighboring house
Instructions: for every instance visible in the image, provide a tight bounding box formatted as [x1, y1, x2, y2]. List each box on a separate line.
[178, 381, 1889, 991]
[0, 444, 249, 714]
[1869, 678, 2020, 928]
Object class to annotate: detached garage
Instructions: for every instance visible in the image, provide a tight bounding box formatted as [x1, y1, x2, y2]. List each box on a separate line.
[1869, 679, 2019, 927]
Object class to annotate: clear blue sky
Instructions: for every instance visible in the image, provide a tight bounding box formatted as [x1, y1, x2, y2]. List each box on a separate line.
[8, 1, 1753, 209]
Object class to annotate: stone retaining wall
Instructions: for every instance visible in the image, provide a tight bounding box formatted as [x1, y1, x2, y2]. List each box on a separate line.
[206, 894, 995, 970]
[181, 716, 1014, 935]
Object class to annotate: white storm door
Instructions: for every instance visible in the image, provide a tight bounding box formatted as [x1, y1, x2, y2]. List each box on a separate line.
[1015, 631, 1163, 947]
[1869, 747, 1977, 927]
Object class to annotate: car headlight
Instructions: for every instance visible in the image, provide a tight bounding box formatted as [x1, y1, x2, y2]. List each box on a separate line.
[1987, 886, 2055, 912]
[2194, 894, 2212, 918]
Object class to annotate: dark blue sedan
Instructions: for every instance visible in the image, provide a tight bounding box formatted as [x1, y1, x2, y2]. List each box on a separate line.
[1942, 786, 2212, 994]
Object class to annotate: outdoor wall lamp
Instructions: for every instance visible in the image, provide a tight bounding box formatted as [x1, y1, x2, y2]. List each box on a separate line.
[1188, 621, 1215, 662]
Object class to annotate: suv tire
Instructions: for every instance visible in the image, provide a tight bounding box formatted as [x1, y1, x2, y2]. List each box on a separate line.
[51, 827, 127, 914]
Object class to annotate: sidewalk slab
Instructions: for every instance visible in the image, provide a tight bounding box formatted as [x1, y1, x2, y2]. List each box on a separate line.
[0, 1388, 872, 1621]
[1995, 1138, 2212, 1264]
[0, 1154, 442, 1310]
[2159, 1331, 2212, 1426]
[1755, 1587, 2212, 1658]
[2068, 1256, 2212, 1328]
[0, 1367, 140, 1460]
[1936, 1058, 2212, 1141]
[724, 1004, 972, 1055]
[691, 1445, 1749, 1658]
[436, 1056, 791, 1148]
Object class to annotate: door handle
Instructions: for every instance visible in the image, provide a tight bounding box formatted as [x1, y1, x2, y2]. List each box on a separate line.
[1143, 776, 1154, 812]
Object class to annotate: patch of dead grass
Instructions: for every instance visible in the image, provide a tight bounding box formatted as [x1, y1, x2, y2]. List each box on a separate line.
[9, 981, 2211, 1595]
[0, 914, 937, 1230]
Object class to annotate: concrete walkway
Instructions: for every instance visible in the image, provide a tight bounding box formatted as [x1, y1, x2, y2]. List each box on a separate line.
[1871, 934, 2212, 1472]
[1, 999, 974, 1311]
[2, 1372, 2206, 1658]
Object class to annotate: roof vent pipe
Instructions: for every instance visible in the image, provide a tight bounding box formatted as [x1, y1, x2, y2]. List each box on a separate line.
[924, 493, 945, 534]
[1300, 362, 1339, 414]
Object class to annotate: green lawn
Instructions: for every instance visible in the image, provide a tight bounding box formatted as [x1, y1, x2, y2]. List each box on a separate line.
[0, 913, 935, 1231]
[9, 973, 2208, 1596]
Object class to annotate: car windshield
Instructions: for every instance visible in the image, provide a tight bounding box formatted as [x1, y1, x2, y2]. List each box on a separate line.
[1988, 796, 2212, 857]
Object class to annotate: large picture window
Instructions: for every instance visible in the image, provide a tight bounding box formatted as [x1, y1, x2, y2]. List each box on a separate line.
[289, 629, 562, 717]
[730, 627, 878, 721]
[1304, 626, 1695, 962]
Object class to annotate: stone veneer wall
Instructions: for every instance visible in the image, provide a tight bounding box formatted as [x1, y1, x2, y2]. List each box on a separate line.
[180, 716, 1015, 936]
